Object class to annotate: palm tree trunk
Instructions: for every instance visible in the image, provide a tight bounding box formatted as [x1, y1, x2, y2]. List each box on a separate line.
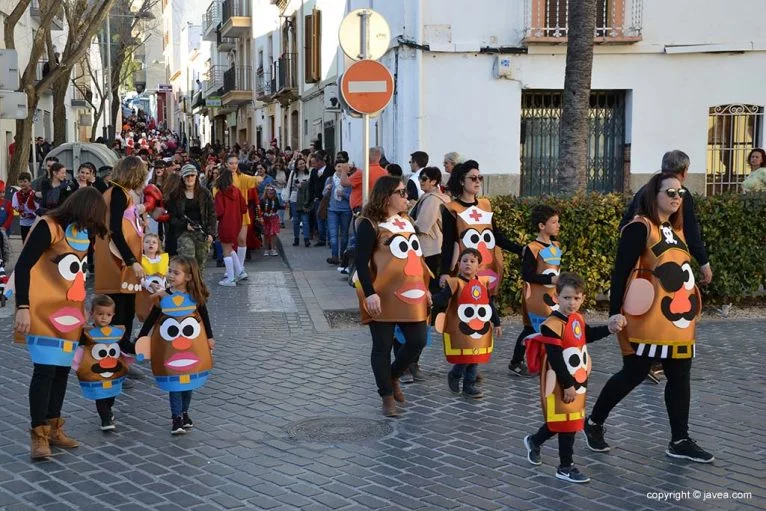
[557, 0, 598, 194]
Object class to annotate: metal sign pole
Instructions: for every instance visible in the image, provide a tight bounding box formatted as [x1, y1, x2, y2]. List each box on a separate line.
[362, 113, 370, 204]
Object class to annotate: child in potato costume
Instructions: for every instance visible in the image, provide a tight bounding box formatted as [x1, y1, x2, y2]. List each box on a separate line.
[134, 255, 215, 435]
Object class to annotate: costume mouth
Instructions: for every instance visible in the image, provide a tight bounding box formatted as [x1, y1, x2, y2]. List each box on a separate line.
[164, 352, 200, 371]
[50, 307, 85, 333]
[459, 321, 491, 338]
[394, 281, 426, 304]
[543, 293, 557, 307]
[477, 269, 498, 290]
[91, 362, 123, 377]
[660, 295, 699, 328]
[573, 381, 587, 394]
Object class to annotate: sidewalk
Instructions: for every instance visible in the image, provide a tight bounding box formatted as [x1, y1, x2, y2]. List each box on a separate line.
[276, 227, 359, 331]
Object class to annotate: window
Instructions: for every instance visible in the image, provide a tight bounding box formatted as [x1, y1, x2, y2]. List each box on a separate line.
[706, 104, 764, 195]
[520, 90, 626, 195]
[304, 9, 321, 83]
[525, 0, 642, 42]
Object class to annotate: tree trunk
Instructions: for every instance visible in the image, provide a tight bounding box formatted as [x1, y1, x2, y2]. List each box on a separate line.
[90, 103, 105, 141]
[556, 0, 597, 195]
[52, 73, 71, 146]
[9, 89, 39, 183]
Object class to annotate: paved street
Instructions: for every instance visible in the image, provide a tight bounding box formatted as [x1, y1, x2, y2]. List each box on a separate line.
[0, 236, 763, 510]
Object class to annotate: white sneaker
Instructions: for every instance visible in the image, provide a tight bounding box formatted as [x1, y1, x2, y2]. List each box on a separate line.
[271, 249, 279, 256]
[263, 250, 270, 256]
[236, 270, 248, 281]
[218, 278, 236, 287]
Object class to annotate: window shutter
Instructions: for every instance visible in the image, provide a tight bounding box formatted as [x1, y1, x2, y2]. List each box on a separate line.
[304, 14, 315, 83]
[311, 9, 322, 82]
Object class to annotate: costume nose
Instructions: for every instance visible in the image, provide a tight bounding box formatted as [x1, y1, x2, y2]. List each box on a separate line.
[100, 357, 118, 369]
[67, 272, 86, 302]
[172, 337, 192, 350]
[574, 367, 587, 384]
[404, 250, 422, 276]
[669, 289, 692, 315]
[468, 318, 484, 330]
[477, 242, 493, 264]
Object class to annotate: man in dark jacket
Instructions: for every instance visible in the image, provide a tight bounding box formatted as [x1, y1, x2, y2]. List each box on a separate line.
[308, 151, 330, 247]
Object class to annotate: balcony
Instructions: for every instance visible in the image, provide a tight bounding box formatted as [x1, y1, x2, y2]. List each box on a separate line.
[523, 0, 642, 44]
[222, 65, 252, 106]
[203, 0, 221, 41]
[217, 32, 236, 52]
[220, 0, 251, 38]
[203, 65, 225, 96]
[273, 53, 298, 103]
[255, 68, 273, 101]
[71, 84, 90, 107]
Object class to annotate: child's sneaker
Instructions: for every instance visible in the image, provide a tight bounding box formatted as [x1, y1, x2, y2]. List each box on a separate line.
[218, 277, 237, 287]
[182, 412, 194, 430]
[171, 416, 186, 435]
[100, 415, 116, 431]
[462, 382, 484, 399]
[523, 435, 541, 465]
[583, 416, 611, 452]
[556, 465, 590, 483]
[447, 372, 461, 394]
[508, 361, 531, 376]
[236, 270, 249, 281]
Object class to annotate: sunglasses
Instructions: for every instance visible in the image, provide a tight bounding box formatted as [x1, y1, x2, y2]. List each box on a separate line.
[391, 189, 407, 198]
[465, 175, 484, 183]
[661, 188, 686, 199]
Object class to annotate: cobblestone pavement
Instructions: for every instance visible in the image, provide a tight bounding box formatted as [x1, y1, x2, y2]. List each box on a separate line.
[0, 248, 763, 510]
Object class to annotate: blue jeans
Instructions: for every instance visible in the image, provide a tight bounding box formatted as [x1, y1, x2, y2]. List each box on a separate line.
[450, 364, 478, 384]
[169, 391, 192, 417]
[314, 199, 327, 243]
[327, 209, 352, 258]
[290, 202, 310, 241]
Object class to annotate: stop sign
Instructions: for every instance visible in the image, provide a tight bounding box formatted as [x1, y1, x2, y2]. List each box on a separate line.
[340, 60, 394, 115]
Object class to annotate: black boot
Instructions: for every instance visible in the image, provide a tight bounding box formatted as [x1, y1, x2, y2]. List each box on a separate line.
[292, 238, 299, 246]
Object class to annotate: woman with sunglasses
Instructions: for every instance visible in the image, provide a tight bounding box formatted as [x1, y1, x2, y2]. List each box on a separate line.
[584, 172, 713, 464]
[440, 160, 522, 294]
[354, 176, 431, 417]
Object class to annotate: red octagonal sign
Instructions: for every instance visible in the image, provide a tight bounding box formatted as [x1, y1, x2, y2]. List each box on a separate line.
[340, 60, 394, 115]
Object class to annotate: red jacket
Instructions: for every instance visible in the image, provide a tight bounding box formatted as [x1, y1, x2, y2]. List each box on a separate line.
[214, 186, 247, 244]
[0, 199, 13, 231]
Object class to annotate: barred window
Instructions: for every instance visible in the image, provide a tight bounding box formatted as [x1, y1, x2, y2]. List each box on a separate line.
[706, 104, 764, 195]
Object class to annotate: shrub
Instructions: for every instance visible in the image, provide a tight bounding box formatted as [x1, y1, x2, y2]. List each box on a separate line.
[489, 192, 766, 311]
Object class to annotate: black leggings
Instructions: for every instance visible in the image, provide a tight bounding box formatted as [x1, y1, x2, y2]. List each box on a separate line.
[369, 321, 428, 397]
[29, 364, 70, 428]
[109, 293, 136, 350]
[590, 355, 692, 441]
[96, 397, 115, 421]
[530, 424, 575, 467]
[511, 325, 536, 365]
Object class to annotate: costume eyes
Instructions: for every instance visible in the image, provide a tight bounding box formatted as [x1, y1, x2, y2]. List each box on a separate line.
[563, 346, 588, 374]
[655, 262, 694, 293]
[461, 229, 495, 249]
[56, 254, 87, 281]
[179, 317, 201, 339]
[388, 235, 422, 259]
[160, 317, 202, 341]
[457, 304, 492, 323]
[542, 268, 559, 289]
[91, 343, 120, 360]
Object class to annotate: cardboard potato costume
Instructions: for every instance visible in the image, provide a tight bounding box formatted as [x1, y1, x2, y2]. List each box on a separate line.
[136, 292, 213, 392]
[136, 253, 169, 322]
[522, 241, 562, 332]
[94, 185, 143, 294]
[444, 199, 504, 294]
[619, 218, 701, 359]
[74, 325, 129, 400]
[354, 216, 431, 324]
[435, 276, 494, 364]
[528, 312, 590, 433]
[14, 219, 89, 366]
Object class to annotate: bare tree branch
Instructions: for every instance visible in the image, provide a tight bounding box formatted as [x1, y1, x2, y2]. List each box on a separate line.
[2, 0, 33, 51]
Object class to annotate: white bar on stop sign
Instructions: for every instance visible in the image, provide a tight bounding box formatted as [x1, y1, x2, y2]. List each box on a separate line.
[348, 80, 387, 93]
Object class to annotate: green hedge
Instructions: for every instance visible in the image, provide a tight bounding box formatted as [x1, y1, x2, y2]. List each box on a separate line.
[490, 192, 766, 311]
